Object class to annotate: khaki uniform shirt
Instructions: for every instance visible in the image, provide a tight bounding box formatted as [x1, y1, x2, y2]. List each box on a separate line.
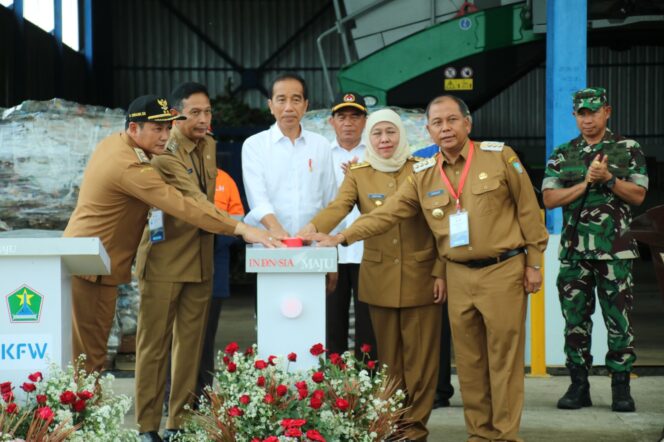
[311, 158, 444, 308]
[135, 127, 218, 282]
[63, 132, 238, 286]
[343, 140, 548, 273]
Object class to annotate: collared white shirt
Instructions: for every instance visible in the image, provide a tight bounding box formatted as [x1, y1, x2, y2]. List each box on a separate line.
[242, 124, 337, 236]
[330, 139, 365, 264]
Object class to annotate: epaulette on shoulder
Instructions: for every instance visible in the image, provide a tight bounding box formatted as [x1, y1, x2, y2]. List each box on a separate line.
[165, 138, 179, 154]
[350, 161, 370, 170]
[410, 155, 426, 162]
[413, 157, 436, 173]
[479, 141, 504, 152]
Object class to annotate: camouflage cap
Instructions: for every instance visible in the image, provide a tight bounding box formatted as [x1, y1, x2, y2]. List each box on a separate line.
[573, 87, 608, 112]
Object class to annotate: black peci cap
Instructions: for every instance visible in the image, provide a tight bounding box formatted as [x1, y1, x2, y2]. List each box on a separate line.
[126, 95, 186, 123]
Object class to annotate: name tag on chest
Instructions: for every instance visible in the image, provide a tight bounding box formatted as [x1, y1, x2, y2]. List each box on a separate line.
[449, 210, 469, 248]
[148, 209, 165, 243]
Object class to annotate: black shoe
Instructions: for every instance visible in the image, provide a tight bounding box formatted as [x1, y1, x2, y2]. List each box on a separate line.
[432, 391, 451, 409]
[557, 365, 592, 409]
[138, 432, 162, 442]
[611, 372, 635, 412]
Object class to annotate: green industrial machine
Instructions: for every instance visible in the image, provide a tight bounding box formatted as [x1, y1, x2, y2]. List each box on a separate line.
[337, 3, 543, 109]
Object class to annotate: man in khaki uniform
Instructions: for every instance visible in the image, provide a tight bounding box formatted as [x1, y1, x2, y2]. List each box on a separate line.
[133, 83, 220, 441]
[313, 96, 547, 442]
[63, 95, 277, 378]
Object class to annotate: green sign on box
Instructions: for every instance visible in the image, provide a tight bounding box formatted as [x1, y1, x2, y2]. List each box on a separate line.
[5, 285, 44, 323]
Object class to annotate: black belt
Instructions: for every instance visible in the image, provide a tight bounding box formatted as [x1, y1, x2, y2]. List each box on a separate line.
[456, 248, 524, 269]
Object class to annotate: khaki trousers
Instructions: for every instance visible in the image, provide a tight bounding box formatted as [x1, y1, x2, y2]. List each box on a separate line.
[369, 303, 442, 441]
[447, 254, 527, 442]
[135, 280, 212, 431]
[71, 276, 118, 373]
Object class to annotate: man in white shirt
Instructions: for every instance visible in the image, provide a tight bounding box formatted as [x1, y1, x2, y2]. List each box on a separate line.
[325, 92, 376, 359]
[242, 73, 336, 238]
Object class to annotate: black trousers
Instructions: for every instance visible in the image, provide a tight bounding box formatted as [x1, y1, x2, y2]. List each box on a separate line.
[196, 297, 223, 398]
[438, 301, 454, 399]
[326, 263, 377, 360]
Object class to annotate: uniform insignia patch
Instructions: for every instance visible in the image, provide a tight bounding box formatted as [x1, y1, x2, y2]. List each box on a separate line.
[368, 193, 385, 199]
[480, 141, 504, 151]
[187, 168, 193, 174]
[512, 162, 523, 174]
[350, 161, 370, 170]
[479, 172, 488, 180]
[165, 139, 178, 153]
[133, 148, 151, 164]
[427, 189, 444, 197]
[413, 157, 436, 173]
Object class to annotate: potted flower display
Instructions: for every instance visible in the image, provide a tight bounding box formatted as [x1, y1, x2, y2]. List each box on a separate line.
[184, 342, 407, 441]
[0, 358, 136, 441]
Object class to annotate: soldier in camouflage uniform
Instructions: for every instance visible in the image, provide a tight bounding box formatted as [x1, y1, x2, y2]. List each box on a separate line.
[542, 87, 648, 412]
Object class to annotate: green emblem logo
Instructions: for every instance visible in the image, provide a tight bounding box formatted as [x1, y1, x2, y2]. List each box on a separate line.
[5, 285, 44, 323]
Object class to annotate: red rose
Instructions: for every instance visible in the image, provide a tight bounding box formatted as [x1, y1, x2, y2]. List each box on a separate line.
[36, 394, 47, 404]
[295, 381, 308, 390]
[312, 372, 324, 383]
[298, 388, 308, 400]
[251, 439, 260, 442]
[0, 382, 11, 394]
[225, 342, 240, 355]
[228, 405, 243, 417]
[360, 343, 372, 354]
[287, 352, 297, 362]
[73, 399, 87, 412]
[268, 355, 277, 366]
[59, 390, 76, 405]
[37, 406, 54, 420]
[6, 402, 18, 414]
[335, 398, 350, 412]
[281, 418, 306, 428]
[77, 390, 94, 401]
[227, 362, 237, 373]
[367, 360, 376, 370]
[263, 437, 279, 442]
[239, 394, 250, 405]
[329, 353, 342, 366]
[285, 427, 303, 437]
[21, 382, 36, 392]
[257, 376, 266, 387]
[28, 371, 43, 383]
[263, 393, 274, 404]
[254, 360, 268, 370]
[2, 392, 14, 403]
[309, 395, 323, 409]
[312, 389, 325, 400]
[276, 384, 288, 397]
[245, 346, 254, 356]
[306, 429, 326, 442]
[309, 343, 326, 356]
[223, 356, 230, 365]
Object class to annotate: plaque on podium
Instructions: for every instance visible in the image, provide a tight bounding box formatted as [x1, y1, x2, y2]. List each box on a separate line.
[246, 245, 336, 370]
[0, 230, 110, 395]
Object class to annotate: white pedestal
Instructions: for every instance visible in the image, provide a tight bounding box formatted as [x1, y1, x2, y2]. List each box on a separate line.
[246, 246, 337, 370]
[0, 231, 110, 395]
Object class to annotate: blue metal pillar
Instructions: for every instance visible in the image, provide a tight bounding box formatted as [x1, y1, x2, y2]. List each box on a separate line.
[545, 0, 587, 233]
[54, 0, 63, 97]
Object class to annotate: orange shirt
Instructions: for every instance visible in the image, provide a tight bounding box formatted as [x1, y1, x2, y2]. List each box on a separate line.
[214, 169, 245, 216]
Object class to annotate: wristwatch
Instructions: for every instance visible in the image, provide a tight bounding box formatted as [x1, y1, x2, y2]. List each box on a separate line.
[605, 175, 617, 190]
[528, 265, 541, 270]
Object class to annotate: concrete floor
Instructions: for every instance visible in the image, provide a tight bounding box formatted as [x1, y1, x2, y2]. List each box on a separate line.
[111, 259, 664, 441]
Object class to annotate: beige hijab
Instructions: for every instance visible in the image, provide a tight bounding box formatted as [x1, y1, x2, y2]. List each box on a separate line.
[363, 109, 410, 172]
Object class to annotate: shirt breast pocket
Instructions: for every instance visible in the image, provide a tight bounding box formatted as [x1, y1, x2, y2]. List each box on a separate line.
[421, 192, 450, 233]
[470, 178, 503, 215]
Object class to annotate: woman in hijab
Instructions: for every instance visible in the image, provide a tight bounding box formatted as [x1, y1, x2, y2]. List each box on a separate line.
[299, 109, 445, 441]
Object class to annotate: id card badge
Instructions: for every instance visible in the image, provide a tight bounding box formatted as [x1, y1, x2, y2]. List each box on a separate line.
[449, 210, 470, 248]
[148, 209, 165, 243]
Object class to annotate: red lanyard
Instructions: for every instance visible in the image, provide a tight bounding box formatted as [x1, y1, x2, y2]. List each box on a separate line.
[437, 141, 474, 211]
